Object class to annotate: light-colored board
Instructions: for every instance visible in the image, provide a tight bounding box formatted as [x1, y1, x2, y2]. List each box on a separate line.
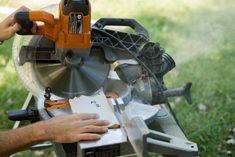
[69, 91, 120, 128]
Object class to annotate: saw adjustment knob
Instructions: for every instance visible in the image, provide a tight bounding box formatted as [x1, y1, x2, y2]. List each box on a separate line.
[44, 87, 52, 100]
[46, 87, 52, 93]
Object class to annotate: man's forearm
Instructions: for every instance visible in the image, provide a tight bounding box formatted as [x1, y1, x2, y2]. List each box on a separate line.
[0, 122, 49, 157]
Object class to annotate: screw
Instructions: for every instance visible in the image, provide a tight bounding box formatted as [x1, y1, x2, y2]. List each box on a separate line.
[77, 15, 82, 20]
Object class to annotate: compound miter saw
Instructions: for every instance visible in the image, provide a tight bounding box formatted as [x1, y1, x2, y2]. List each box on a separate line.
[8, 0, 199, 157]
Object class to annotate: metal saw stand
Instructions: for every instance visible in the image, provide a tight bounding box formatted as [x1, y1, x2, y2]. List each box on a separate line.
[9, 93, 198, 157]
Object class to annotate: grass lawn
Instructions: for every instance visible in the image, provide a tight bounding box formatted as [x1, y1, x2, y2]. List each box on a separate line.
[0, 0, 234, 156]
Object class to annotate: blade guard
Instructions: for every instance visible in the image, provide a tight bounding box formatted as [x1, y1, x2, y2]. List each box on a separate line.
[14, 1, 91, 49]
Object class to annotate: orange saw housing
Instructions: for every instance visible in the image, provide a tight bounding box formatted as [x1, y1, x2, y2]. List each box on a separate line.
[19, 0, 91, 49]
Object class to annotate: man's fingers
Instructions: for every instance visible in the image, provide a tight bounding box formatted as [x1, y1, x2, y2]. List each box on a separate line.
[1, 23, 21, 40]
[2, 15, 15, 27]
[80, 126, 108, 134]
[79, 119, 110, 127]
[17, 6, 30, 12]
[75, 113, 100, 120]
[76, 134, 101, 141]
[31, 23, 38, 34]
[3, 6, 29, 27]
[12, 23, 21, 32]
[8, 23, 21, 34]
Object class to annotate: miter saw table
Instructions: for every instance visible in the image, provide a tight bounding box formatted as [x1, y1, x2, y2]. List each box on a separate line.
[10, 93, 198, 157]
[7, 0, 199, 157]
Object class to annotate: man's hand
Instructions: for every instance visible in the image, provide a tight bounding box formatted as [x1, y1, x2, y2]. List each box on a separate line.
[0, 6, 29, 42]
[0, 113, 110, 157]
[35, 113, 110, 143]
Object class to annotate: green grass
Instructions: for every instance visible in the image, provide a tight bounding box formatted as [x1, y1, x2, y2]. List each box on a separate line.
[0, 38, 28, 130]
[0, 0, 234, 156]
[166, 44, 235, 156]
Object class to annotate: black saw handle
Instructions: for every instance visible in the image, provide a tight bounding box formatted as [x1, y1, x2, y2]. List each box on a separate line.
[15, 11, 34, 35]
[94, 18, 149, 38]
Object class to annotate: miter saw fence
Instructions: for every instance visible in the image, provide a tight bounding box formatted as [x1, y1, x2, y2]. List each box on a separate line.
[8, 0, 199, 157]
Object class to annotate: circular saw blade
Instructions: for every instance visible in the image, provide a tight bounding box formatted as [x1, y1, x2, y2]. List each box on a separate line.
[34, 48, 110, 98]
[12, 5, 110, 99]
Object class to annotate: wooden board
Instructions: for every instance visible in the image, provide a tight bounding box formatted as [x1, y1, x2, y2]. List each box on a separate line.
[69, 91, 120, 128]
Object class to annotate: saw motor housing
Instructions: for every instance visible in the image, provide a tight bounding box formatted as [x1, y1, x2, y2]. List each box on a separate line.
[15, 0, 91, 59]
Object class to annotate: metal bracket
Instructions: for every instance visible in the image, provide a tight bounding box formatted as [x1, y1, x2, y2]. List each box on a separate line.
[147, 130, 198, 157]
[113, 98, 198, 157]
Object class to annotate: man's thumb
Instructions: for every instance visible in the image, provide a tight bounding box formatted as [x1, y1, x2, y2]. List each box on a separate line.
[12, 23, 21, 33]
